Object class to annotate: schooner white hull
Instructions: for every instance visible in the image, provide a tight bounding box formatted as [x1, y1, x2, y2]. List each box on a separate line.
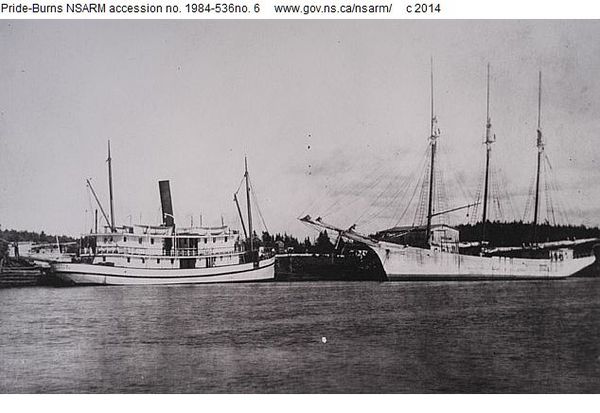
[52, 257, 275, 285]
[372, 241, 595, 281]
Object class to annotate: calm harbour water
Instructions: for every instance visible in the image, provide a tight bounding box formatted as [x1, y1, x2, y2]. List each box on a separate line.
[1, 279, 599, 393]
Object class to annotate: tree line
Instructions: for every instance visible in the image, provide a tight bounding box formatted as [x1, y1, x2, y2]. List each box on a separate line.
[257, 230, 336, 254]
[457, 221, 600, 246]
[1, 227, 339, 256]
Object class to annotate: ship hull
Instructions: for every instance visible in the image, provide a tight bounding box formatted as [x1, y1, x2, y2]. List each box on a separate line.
[371, 242, 595, 281]
[51, 257, 275, 285]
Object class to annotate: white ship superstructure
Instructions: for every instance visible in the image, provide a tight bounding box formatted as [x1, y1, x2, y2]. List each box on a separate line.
[52, 143, 274, 285]
[53, 224, 274, 285]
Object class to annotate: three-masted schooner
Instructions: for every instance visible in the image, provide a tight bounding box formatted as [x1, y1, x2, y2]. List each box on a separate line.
[302, 66, 597, 280]
[51, 142, 275, 285]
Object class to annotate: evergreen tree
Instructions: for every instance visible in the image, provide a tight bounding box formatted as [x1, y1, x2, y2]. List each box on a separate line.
[315, 230, 334, 253]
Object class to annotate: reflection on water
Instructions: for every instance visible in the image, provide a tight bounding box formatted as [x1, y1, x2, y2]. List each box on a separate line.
[1, 279, 600, 393]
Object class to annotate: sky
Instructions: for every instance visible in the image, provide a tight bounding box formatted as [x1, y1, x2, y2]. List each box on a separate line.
[1, 20, 599, 239]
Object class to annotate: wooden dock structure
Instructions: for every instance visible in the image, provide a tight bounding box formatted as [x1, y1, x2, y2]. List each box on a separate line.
[0, 258, 43, 287]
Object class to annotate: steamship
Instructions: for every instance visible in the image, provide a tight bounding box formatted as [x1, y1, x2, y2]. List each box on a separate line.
[51, 143, 275, 285]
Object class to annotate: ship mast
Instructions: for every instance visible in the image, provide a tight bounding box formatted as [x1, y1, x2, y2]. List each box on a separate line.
[245, 156, 254, 252]
[533, 71, 543, 245]
[425, 59, 439, 244]
[481, 63, 495, 245]
[107, 140, 116, 232]
[234, 193, 248, 239]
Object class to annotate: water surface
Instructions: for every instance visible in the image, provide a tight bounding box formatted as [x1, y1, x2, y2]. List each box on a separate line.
[1, 279, 599, 393]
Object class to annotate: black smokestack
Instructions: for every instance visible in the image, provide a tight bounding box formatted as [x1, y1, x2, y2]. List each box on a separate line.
[159, 180, 174, 227]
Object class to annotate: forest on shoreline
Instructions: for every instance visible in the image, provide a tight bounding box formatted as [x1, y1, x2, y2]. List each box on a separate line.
[2, 221, 600, 257]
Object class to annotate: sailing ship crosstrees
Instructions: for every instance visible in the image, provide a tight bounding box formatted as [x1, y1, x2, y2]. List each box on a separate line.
[302, 67, 597, 280]
[51, 144, 275, 285]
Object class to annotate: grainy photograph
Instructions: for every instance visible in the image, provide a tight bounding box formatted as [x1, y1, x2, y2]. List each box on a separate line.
[1, 19, 599, 393]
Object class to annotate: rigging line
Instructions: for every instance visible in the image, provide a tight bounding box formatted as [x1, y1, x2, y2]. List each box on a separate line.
[496, 167, 505, 221]
[435, 168, 443, 225]
[489, 164, 498, 221]
[358, 175, 409, 228]
[368, 145, 430, 214]
[317, 162, 389, 219]
[471, 167, 484, 225]
[355, 150, 421, 226]
[326, 168, 392, 219]
[86, 184, 94, 232]
[324, 149, 412, 223]
[553, 175, 570, 225]
[362, 145, 430, 228]
[548, 155, 566, 224]
[542, 158, 556, 226]
[409, 146, 433, 227]
[497, 167, 516, 222]
[487, 164, 495, 221]
[370, 148, 428, 222]
[412, 162, 431, 226]
[316, 153, 394, 216]
[435, 158, 450, 225]
[523, 168, 537, 222]
[344, 155, 404, 203]
[545, 152, 571, 225]
[297, 176, 340, 219]
[354, 142, 430, 229]
[492, 166, 504, 221]
[366, 166, 416, 228]
[248, 178, 270, 234]
[452, 167, 476, 207]
[545, 153, 569, 225]
[234, 177, 245, 197]
[383, 163, 423, 226]
[409, 151, 428, 226]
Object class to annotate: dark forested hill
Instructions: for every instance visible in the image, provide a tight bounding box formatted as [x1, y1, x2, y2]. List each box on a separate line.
[457, 221, 600, 246]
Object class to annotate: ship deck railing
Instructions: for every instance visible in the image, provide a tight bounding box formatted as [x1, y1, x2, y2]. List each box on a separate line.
[83, 246, 245, 259]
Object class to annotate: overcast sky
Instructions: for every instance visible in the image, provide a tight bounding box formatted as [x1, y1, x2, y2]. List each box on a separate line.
[1, 20, 599, 238]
